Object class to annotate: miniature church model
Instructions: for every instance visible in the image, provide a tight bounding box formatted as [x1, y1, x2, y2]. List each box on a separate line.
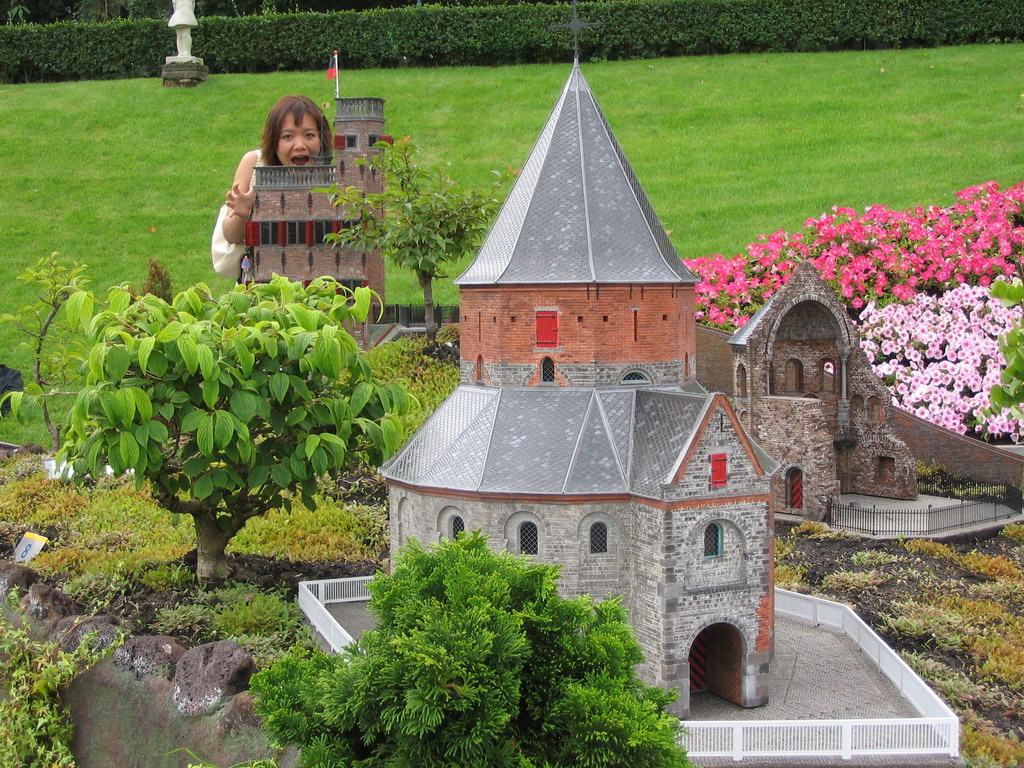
[244, 98, 389, 301]
[381, 63, 779, 717]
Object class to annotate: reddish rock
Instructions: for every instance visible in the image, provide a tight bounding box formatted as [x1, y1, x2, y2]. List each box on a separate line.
[217, 691, 262, 734]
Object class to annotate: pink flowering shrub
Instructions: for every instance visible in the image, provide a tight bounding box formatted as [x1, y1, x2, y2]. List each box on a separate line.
[688, 181, 1024, 440]
[691, 181, 1024, 329]
[859, 286, 1024, 441]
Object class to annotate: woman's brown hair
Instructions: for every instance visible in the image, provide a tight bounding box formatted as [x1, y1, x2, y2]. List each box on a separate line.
[260, 95, 333, 166]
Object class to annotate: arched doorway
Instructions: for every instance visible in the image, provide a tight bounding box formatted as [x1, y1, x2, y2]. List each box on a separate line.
[688, 623, 745, 706]
[786, 467, 804, 510]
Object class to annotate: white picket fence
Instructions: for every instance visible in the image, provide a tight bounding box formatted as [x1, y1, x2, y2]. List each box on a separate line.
[297, 575, 373, 653]
[297, 581, 960, 762]
[681, 717, 958, 761]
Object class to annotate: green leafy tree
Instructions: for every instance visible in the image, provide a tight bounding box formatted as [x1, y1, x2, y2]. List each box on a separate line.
[327, 137, 509, 344]
[31, 276, 407, 581]
[0, 255, 91, 451]
[989, 278, 1024, 433]
[252, 532, 692, 768]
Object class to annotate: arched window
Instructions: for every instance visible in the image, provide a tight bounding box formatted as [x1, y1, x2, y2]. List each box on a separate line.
[735, 364, 747, 397]
[451, 515, 465, 539]
[703, 523, 723, 558]
[621, 370, 650, 385]
[867, 396, 883, 425]
[785, 358, 804, 393]
[820, 360, 835, 392]
[589, 522, 608, 554]
[541, 357, 555, 383]
[786, 467, 804, 510]
[519, 521, 539, 555]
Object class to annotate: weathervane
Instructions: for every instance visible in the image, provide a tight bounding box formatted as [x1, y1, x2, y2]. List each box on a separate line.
[549, 0, 601, 62]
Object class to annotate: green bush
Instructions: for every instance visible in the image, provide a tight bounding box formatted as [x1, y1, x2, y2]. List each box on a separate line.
[2, 0, 1022, 83]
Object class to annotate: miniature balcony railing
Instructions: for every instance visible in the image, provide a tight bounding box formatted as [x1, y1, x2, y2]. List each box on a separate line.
[254, 164, 337, 190]
[335, 97, 385, 121]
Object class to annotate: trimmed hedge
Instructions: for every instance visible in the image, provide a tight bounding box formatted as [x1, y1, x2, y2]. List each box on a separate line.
[2, 0, 1022, 83]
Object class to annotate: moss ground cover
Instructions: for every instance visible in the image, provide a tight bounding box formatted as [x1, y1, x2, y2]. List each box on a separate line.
[777, 522, 1024, 766]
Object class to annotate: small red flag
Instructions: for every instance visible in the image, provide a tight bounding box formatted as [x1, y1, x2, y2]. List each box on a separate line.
[326, 50, 338, 80]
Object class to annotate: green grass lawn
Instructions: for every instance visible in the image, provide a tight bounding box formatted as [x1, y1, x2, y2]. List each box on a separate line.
[2, 44, 1023, 445]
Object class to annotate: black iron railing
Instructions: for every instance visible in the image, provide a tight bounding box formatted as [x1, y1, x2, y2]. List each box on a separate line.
[827, 494, 1021, 537]
[376, 305, 460, 327]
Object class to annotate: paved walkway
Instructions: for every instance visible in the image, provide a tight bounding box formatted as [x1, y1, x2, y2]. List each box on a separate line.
[690, 615, 917, 722]
[319, 603, 963, 767]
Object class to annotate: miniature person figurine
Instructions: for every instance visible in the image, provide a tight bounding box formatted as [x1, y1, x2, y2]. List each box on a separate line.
[168, 0, 197, 59]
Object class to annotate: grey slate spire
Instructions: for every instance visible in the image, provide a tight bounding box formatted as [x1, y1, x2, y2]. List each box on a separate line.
[456, 63, 697, 286]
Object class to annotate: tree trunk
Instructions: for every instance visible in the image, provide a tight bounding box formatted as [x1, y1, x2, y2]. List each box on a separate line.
[192, 511, 236, 583]
[419, 271, 438, 345]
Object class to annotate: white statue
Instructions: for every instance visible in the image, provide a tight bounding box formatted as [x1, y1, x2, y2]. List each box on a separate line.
[168, 0, 197, 60]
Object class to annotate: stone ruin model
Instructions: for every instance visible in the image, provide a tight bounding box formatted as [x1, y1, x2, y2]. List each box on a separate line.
[730, 260, 918, 521]
[380, 64, 779, 716]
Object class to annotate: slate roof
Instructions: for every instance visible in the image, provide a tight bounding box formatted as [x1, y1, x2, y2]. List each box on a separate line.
[381, 385, 721, 498]
[728, 294, 777, 349]
[456, 64, 697, 286]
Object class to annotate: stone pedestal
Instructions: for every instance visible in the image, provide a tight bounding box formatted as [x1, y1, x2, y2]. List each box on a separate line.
[161, 56, 208, 87]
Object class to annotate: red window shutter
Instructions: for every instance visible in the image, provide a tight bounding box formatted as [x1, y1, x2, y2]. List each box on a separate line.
[306, 221, 314, 244]
[278, 221, 287, 245]
[333, 135, 346, 150]
[710, 453, 728, 487]
[244, 221, 259, 247]
[536, 311, 558, 348]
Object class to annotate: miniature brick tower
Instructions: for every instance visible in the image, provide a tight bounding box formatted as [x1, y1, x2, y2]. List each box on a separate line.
[382, 63, 778, 717]
[245, 97, 388, 310]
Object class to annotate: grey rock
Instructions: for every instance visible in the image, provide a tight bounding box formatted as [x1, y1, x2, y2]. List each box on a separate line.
[113, 635, 187, 679]
[172, 640, 257, 716]
[21, 582, 76, 622]
[53, 614, 124, 653]
[0, 561, 38, 599]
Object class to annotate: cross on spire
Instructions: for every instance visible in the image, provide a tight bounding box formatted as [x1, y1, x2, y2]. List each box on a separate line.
[549, 0, 601, 62]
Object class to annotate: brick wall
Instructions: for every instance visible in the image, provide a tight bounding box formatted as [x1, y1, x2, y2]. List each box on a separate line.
[459, 284, 697, 386]
[696, 324, 734, 394]
[894, 410, 1024, 487]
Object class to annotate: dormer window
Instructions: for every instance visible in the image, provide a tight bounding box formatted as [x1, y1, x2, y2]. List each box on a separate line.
[536, 311, 558, 348]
